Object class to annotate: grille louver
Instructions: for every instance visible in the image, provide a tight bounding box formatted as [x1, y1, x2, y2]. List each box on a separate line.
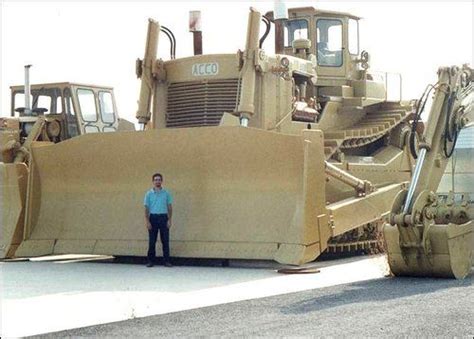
[166, 79, 240, 128]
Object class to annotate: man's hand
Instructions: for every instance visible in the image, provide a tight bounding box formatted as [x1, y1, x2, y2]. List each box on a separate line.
[167, 220, 172, 229]
[144, 207, 151, 231]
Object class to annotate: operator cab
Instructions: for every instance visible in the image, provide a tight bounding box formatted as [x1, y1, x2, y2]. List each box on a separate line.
[10, 83, 120, 142]
[267, 7, 361, 81]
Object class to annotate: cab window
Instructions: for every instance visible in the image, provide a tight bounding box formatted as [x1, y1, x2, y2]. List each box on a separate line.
[348, 19, 359, 55]
[316, 19, 343, 67]
[77, 89, 98, 122]
[64, 88, 76, 116]
[98, 91, 115, 124]
[37, 95, 51, 113]
[13, 88, 62, 115]
[13, 93, 31, 114]
[56, 96, 63, 113]
[84, 125, 100, 133]
[64, 88, 79, 138]
[284, 19, 308, 47]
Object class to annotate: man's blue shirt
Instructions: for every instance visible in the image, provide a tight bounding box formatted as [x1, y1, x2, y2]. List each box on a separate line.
[144, 188, 173, 214]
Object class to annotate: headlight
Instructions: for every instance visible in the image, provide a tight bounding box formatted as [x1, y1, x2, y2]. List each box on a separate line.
[280, 57, 290, 68]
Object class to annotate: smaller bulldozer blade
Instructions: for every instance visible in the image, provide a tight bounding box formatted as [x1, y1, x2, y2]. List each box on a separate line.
[384, 221, 473, 279]
[16, 127, 329, 265]
[1, 163, 28, 258]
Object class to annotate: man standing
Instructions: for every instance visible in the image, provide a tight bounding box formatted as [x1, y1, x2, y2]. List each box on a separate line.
[144, 173, 173, 267]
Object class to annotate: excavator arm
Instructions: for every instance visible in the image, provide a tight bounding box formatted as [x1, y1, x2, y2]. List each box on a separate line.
[384, 65, 474, 279]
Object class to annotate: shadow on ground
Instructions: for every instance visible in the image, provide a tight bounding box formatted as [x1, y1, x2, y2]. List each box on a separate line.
[281, 273, 473, 314]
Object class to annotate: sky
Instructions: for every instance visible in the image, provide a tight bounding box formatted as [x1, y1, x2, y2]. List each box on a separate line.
[1, 1, 473, 124]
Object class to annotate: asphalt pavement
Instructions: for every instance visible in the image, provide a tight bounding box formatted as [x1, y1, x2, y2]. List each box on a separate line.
[1, 254, 388, 337]
[43, 274, 474, 337]
[2, 255, 472, 337]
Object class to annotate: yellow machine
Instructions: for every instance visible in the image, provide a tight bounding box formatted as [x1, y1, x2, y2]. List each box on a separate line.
[1, 68, 134, 257]
[3, 7, 473, 278]
[384, 66, 474, 279]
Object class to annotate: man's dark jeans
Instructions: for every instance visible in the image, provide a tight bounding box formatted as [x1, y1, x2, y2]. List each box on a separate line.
[148, 214, 170, 263]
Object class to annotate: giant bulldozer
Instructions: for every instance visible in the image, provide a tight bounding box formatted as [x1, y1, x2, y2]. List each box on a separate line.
[3, 6, 473, 279]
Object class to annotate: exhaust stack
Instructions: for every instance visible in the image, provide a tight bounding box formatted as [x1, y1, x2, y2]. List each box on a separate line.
[189, 11, 202, 55]
[273, 0, 288, 54]
[24, 65, 32, 115]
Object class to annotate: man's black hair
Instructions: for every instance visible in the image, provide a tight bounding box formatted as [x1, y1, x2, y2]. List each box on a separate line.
[152, 173, 163, 181]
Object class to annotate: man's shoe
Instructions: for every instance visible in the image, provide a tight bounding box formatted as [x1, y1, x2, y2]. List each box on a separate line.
[146, 262, 154, 267]
[164, 262, 173, 267]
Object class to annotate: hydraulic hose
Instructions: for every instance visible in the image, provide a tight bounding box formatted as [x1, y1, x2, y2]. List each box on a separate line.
[409, 84, 436, 159]
[160, 26, 176, 59]
[443, 90, 459, 157]
[259, 16, 271, 48]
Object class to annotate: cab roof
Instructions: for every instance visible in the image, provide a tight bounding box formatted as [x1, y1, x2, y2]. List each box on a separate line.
[10, 82, 114, 91]
[265, 7, 361, 21]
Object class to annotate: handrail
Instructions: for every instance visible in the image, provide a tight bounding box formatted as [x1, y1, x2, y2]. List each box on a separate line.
[368, 70, 402, 101]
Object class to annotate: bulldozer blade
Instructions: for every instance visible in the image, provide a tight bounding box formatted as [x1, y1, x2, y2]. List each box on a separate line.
[384, 221, 473, 279]
[1, 163, 28, 258]
[16, 127, 329, 265]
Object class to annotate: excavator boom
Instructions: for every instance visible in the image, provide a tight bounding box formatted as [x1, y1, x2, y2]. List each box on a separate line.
[384, 65, 474, 279]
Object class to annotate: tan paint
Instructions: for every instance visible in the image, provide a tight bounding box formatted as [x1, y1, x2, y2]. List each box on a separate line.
[236, 8, 261, 121]
[384, 66, 474, 279]
[4, 7, 474, 279]
[1, 81, 132, 259]
[136, 19, 160, 124]
[17, 128, 327, 264]
[0, 163, 28, 258]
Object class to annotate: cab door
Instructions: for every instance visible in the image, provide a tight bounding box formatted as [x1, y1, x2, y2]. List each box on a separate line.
[315, 17, 347, 78]
[97, 90, 119, 132]
[73, 87, 119, 134]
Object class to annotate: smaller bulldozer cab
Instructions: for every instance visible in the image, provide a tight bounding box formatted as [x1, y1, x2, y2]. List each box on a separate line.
[269, 7, 361, 80]
[10, 83, 120, 141]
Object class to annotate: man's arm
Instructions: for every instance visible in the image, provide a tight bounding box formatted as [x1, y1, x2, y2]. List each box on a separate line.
[167, 204, 173, 228]
[145, 206, 151, 230]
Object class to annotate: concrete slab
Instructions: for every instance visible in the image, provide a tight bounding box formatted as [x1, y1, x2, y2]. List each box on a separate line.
[0, 255, 389, 337]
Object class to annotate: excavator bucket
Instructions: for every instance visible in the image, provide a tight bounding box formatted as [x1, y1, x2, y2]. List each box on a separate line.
[16, 127, 329, 265]
[384, 222, 473, 279]
[1, 163, 28, 258]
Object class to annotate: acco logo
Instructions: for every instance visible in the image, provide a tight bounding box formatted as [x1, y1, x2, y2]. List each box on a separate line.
[192, 62, 219, 76]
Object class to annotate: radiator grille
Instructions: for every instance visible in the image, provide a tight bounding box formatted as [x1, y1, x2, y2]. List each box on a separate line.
[166, 79, 240, 128]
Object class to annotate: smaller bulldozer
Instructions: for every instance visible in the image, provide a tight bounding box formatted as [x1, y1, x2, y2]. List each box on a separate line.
[1, 66, 134, 257]
[4, 7, 474, 279]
